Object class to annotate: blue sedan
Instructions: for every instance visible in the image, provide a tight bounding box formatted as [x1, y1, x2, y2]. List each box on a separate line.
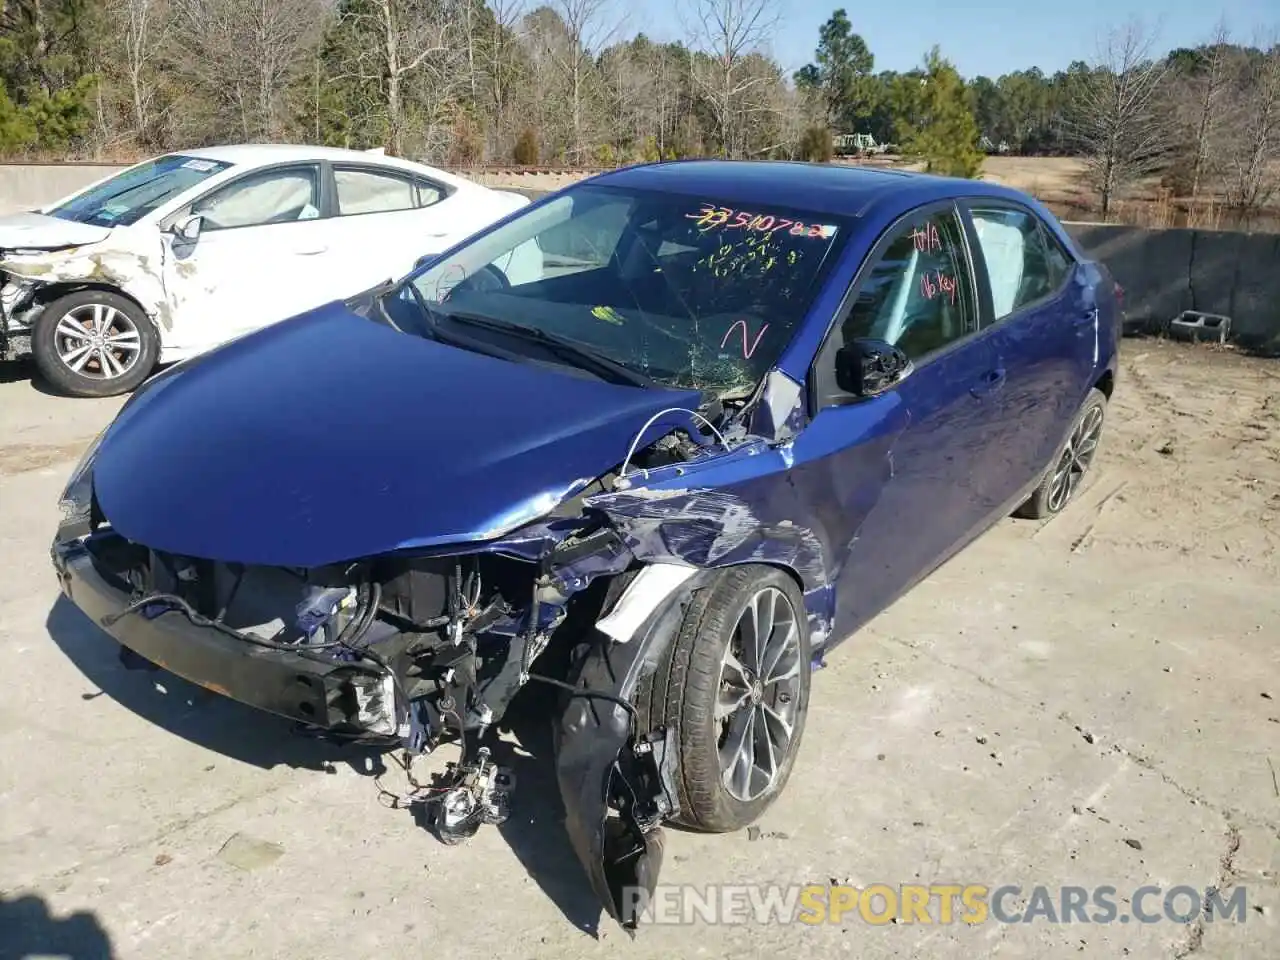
[51, 160, 1120, 931]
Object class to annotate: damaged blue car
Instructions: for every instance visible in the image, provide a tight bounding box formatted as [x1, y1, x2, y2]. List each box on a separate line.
[51, 160, 1120, 932]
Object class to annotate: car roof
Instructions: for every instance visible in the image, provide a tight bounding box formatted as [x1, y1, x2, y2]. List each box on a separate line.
[174, 144, 472, 187]
[589, 159, 1035, 221]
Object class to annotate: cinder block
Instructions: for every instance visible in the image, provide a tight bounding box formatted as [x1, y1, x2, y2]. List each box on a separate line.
[1168, 310, 1231, 343]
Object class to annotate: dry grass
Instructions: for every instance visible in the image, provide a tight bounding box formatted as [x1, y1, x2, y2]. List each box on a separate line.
[851, 154, 1280, 231]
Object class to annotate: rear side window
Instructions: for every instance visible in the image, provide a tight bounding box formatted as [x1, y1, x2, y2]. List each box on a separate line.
[1040, 223, 1074, 288]
[837, 207, 977, 362]
[969, 206, 1074, 319]
[334, 168, 418, 215]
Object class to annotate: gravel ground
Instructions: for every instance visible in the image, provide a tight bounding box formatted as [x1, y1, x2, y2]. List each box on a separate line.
[0, 339, 1277, 959]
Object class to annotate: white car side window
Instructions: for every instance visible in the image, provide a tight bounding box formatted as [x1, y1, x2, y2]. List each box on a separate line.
[196, 169, 320, 230]
[335, 168, 417, 215]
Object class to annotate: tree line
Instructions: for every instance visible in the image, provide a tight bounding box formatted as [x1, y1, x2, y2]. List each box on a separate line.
[1, 1, 1277, 218]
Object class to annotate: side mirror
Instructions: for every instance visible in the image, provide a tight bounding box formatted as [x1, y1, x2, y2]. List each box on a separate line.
[834, 338, 912, 398]
[173, 214, 203, 243]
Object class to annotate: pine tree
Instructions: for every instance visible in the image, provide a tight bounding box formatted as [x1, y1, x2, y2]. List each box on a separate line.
[896, 47, 983, 178]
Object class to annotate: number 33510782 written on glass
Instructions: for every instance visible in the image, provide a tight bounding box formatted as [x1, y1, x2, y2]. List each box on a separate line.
[686, 205, 837, 239]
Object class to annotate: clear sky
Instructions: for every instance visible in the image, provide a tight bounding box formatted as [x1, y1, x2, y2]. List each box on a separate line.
[644, 0, 1278, 79]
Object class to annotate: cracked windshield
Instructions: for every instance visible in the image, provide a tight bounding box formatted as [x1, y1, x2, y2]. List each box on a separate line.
[407, 185, 846, 395]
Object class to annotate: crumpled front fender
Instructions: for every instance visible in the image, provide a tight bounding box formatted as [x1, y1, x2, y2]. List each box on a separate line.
[555, 569, 713, 933]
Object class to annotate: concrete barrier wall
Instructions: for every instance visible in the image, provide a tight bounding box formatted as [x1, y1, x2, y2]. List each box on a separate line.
[0, 163, 128, 213]
[1064, 222, 1280, 352]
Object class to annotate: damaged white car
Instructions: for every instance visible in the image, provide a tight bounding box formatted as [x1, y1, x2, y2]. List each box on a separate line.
[0, 145, 530, 397]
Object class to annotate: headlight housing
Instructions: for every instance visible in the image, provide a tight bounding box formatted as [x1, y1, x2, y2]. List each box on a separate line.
[58, 427, 107, 529]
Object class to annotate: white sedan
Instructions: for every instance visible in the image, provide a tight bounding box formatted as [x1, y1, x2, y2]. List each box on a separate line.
[0, 145, 531, 396]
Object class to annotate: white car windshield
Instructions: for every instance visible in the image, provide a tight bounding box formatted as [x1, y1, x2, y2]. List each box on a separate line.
[405, 184, 847, 395]
[49, 154, 232, 228]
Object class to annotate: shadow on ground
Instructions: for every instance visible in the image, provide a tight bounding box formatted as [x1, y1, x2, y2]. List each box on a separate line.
[44, 595, 605, 934]
[0, 358, 63, 396]
[44, 595, 384, 775]
[0, 893, 115, 960]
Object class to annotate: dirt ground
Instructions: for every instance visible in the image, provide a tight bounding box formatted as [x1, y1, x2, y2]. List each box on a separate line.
[0, 339, 1277, 959]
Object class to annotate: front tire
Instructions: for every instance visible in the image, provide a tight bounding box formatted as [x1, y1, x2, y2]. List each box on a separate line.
[635, 565, 811, 833]
[32, 291, 159, 398]
[1016, 387, 1107, 519]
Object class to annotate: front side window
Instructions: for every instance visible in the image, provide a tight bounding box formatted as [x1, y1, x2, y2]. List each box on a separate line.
[48, 154, 232, 227]
[404, 185, 848, 396]
[969, 206, 1074, 319]
[335, 168, 418, 215]
[192, 167, 320, 231]
[837, 208, 977, 361]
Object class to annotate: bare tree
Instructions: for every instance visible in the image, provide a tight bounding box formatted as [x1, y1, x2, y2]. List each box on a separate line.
[684, 0, 780, 158]
[329, 0, 462, 157]
[481, 0, 526, 155]
[1223, 34, 1280, 216]
[1067, 19, 1173, 218]
[108, 0, 170, 145]
[540, 0, 624, 162]
[170, 0, 328, 141]
[1174, 19, 1235, 200]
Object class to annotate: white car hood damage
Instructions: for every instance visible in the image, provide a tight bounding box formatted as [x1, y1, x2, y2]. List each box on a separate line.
[0, 212, 113, 250]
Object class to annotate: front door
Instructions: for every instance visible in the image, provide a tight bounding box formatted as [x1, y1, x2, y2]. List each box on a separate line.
[962, 202, 1098, 513]
[161, 163, 331, 354]
[793, 203, 1008, 641]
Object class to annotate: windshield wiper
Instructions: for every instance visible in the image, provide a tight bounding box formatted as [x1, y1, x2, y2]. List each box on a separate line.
[437, 310, 656, 388]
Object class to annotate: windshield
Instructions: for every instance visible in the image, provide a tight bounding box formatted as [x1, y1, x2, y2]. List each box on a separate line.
[48, 154, 233, 228]
[404, 184, 847, 394]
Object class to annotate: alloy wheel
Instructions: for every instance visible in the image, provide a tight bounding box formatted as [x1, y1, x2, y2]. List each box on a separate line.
[53, 303, 142, 381]
[716, 585, 803, 802]
[1047, 404, 1104, 512]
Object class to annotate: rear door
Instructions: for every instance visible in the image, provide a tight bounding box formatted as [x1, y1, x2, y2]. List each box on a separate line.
[322, 164, 457, 295]
[960, 201, 1096, 512]
[794, 201, 1009, 637]
[323, 164, 523, 296]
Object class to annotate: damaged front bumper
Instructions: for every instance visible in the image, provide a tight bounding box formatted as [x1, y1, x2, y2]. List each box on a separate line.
[51, 537, 399, 735]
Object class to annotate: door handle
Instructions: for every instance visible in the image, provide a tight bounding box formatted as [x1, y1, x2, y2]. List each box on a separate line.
[1075, 307, 1098, 325]
[970, 367, 1006, 398]
[295, 245, 329, 256]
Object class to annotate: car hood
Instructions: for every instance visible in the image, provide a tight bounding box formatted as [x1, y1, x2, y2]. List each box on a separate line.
[92, 302, 699, 567]
[0, 212, 112, 250]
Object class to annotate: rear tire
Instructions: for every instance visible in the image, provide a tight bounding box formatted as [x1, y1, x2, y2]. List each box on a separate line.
[32, 290, 158, 398]
[1015, 388, 1107, 519]
[635, 565, 811, 833]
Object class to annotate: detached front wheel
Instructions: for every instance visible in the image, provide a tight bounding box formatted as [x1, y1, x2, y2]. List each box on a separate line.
[635, 565, 811, 833]
[33, 291, 158, 397]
